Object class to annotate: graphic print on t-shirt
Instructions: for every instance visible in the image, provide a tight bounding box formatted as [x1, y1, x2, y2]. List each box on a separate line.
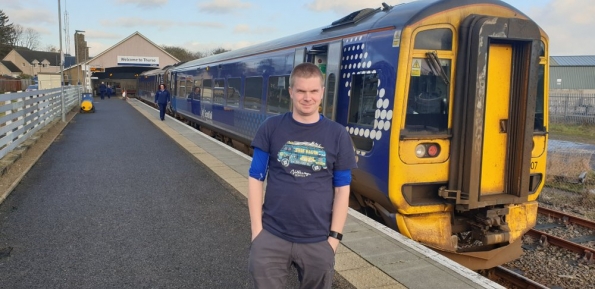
[277, 141, 327, 176]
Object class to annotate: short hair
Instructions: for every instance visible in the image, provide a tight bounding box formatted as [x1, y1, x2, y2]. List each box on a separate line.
[159, 83, 165, 89]
[289, 63, 324, 87]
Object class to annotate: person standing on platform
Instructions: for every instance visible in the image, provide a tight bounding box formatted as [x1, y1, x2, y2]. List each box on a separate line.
[247, 62, 357, 289]
[106, 85, 112, 99]
[99, 82, 107, 100]
[154, 84, 170, 121]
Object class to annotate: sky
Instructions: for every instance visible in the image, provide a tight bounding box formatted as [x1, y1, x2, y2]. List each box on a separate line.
[1, 0, 593, 58]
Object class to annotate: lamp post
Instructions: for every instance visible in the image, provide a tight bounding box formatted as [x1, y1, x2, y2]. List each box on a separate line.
[58, 0, 65, 122]
[85, 46, 90, 93]
[75, 30, 85, 106]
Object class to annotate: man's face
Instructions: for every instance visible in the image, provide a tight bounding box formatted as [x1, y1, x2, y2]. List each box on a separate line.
[289, 76, 324, 118]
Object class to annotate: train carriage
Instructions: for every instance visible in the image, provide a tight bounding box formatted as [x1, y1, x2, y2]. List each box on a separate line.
[140, 0, 548, 270]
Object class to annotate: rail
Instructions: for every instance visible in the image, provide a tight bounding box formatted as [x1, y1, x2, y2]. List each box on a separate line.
[491, 266, 549, 289]
[0, 86, 81, 159]
[530, 206, 595, 263]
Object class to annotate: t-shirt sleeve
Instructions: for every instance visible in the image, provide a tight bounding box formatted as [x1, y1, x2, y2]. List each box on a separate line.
[334, 129, 358, 171]
[249, 147, 269, 181]
[251, 118, 272, 153]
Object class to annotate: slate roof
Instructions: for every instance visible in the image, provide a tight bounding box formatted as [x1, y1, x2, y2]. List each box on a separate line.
[0, 60, 21, 72]
[550, 56, 595, 66]
[14, 48, 61, 66]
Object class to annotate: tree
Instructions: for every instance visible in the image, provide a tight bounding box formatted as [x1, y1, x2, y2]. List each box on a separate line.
[21, 27, 40, 50]
[0, 10, 13, 46]
[211, 47, 230, 55]
[162, 45, 199, 62]
[7, 23, 23, 46]
[44, 44, 58, 52]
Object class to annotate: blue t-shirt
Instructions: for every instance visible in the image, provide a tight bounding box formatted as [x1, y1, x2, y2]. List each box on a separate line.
[251, 112, 357, 243]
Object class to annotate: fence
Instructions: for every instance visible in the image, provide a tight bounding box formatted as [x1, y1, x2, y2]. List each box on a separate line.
[0, 86, 81, 160]
[549, 94, 595, 124]
[0, 79, 32, 94]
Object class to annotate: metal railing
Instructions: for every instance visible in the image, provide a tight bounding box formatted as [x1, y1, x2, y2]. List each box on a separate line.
[0, 86, 80, 159]
[549, 94, 595, 124]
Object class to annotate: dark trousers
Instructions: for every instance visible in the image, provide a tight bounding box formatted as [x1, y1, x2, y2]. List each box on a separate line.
[158, 103, 167, 120]
[249, 229, 335, 289]
[100, 91, 105, 99]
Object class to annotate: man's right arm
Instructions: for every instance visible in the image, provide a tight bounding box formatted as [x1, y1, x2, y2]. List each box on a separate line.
[248, 147, 269, 241]
[248, 177, 264, 241]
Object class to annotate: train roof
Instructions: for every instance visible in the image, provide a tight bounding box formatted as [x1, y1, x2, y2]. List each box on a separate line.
[171, 0, 526, 72]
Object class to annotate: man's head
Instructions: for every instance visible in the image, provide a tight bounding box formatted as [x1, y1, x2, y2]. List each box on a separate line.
[159, 84, 165, 90]
[289, 63, 324, 88]
[288, 63, 325, 122]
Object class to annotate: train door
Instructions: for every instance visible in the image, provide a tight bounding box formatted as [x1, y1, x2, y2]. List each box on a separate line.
[446, 16, 543, 210]
[294, 48, 306, 66]
[322, 41, 342, 121]
[303, 42, 341, 121]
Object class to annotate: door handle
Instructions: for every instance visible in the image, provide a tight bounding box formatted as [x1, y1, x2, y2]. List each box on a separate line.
[500, 119, 508, 133]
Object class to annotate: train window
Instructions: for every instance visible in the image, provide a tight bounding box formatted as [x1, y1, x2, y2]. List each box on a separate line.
[267, 76, 290, 114]
[348, 73, 378, 127]
[324, 73, 336, 119]
[193, 80, 202, 100]
[214, 79, 225, 105]
[404, 58, 451, 134]
[227, 78, 241, 107]
[186, 79, 193, 98]
[203, 79, 213, 103]
[178, 78, 186, 98]
[414, 29, 452, 51]
[244, 77, 263, 111]
[534, 64, 545, 131]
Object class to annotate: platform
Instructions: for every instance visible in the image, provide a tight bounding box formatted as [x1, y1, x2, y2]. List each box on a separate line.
[0, 97, 504, 288]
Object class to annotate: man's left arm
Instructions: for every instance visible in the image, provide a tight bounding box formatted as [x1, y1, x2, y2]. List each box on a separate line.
[328, 185, 350, 252]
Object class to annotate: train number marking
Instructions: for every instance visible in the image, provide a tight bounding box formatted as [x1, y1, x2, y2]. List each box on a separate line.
[530, 161, 538, 170]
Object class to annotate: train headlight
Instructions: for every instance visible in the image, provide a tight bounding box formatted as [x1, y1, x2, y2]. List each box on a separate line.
[427, 144, 440, 157]
[415, 144, 426, 158]
[415, 143, 441, 158]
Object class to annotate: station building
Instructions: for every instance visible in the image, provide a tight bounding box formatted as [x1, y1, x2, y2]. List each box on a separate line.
[65, 31, 179, 96]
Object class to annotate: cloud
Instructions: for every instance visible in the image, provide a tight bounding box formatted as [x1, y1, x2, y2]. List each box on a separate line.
[232, 24, 276, 35]
[86, 42, 111, 57]
[100, 17, 224, 31]
[526, 0, 595, 55]
[85, 30, 123, 40]
[182, 40, 257, 55]
[115, 0, 168, 8]
[5, 8, 55, 25]
[198, 0, 253, 14]
[304, 0, 396, 14]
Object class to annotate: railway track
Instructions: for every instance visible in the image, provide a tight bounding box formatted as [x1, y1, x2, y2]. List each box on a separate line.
[495, 206, 595, 288]
[530, 207, 595, 263]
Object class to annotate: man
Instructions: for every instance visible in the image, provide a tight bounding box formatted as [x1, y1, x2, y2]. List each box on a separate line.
[99, 82, 107, 100]
[154, 84, 171, 121]
[248, 62, 357, 289]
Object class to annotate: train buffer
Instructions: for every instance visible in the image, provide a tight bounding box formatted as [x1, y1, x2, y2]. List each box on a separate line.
[0, 98, 504, 288]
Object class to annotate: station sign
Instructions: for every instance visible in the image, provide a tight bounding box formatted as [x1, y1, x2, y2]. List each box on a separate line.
[117, 56, 159, 67]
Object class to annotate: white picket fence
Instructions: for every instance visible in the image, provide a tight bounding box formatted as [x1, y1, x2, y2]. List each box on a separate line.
[0, 86, 81, 159]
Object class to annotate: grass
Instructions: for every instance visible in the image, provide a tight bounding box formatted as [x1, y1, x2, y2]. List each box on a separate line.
[549, 123, 595, 145]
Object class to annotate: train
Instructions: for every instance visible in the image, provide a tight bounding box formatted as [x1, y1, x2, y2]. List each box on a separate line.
[137, 0, 549, 270]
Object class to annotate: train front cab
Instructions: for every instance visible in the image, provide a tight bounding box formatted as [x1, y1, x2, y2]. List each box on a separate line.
[389, 9, 548, 269]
